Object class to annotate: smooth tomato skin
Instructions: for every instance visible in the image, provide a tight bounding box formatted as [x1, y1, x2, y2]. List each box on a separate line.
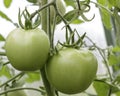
[46, 48, 98, 94]
[5, 28, 50, 71]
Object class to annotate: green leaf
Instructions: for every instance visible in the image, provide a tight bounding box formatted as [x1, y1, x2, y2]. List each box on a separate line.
[108, 0, 120, 8]
[108, 46, 120, 65]
[71, 19, 84, 24]
[114, 9, 120, 46]
[112, 46, 120, 52]
[64, 0, 75, 7]
[4, 0, 12, 8]
[60, 10, 83, 24]
[0, 10, 12, 22]
[64, 0, 90, 9]
[25, 72, 41, 83]
[108, 53, 120, 65]
[100, 9, 112, 30]
[0, 66, 12, 79]
[0, 34, 5, 41]
[116, 91, 120, 96]
[26, 0, 37, 3]
[97, 0, 106, 5]
[93, 81, 110, 96]
[113, 70, 120, 85]
[97, 0, 112, 30]
[64, 10, 78, 22]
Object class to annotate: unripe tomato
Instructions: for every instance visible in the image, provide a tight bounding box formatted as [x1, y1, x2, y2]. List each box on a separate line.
[5, 28, 50, 71]
[46, 48, 98, 94]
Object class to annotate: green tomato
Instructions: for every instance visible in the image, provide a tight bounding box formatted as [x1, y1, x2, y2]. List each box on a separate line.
[1, 90, 27, 96]
[5, 28, 50, 71]
[46, 48, 98, 94]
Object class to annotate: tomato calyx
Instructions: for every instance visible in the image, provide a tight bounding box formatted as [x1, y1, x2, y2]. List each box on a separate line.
[49, 33, 86, 57]
[18, 8, 41, 30]
[59, 31, 86, 49]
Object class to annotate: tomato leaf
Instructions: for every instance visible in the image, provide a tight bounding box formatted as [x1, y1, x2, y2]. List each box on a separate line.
[26, 0, 37, 3]
[64, 0, 90, 8]
[100, 9, 112, 30]
[97, 0, 106, 5]
[59, 10, 84, 24]
[93, 81, 110, 96]
[64, 0, 75, 7]
[113, 70, 120, 85]
[113, 8, 120, 46]
[0, 34, 5, 41]
[112, 46, 120, 52]
[116, 91, 120, 96]
[0, 66, 12, 79]
[71, 19, 84, 24]
[4, 0, 12, 8]
[108, 53, 120, 65]
[0, 10, 12, 22]
[108, 0, 120, 8]
[97, 0, 112, 30]
[25, 72, 41, 83]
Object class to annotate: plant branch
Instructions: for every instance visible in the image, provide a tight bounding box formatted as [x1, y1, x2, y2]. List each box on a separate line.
[86, 36, 113, 81]
[30, 1, 54, 20]
[3, 61, 10, 66]
[90, 1, 113, 15]
[76, 0, 81, 10]
[40, 0, 55, 96]
[0, 52, 6, 56]
[52, 2, 74, 43]
[40, 68, 55, 96]
[0, 72, 25, 88]
[0, 87, 45, 95]
[86, 36, 113, 96]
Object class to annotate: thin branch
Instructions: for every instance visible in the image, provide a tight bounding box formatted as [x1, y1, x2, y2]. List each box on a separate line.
[0, 52, 6, 56]
[86, 36, 113, 81]
[30, 1, 54, 20]
[0, 87, 45, 95]
[52, 3, 74, 43]
[86, 36, 113, 96]
[0, 72, 25, 88]
[90, 1, 113, 15]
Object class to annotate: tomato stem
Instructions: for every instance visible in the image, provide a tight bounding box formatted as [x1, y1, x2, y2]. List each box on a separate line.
[40, 0, 56, 96]
[0, 51, 6, 56]
[53, 2, 75, 44]
[0, 87, 45, 95]
[40, 68, 55, 96]
[30, 1, 54, 20]
[0, 72, 25, 88]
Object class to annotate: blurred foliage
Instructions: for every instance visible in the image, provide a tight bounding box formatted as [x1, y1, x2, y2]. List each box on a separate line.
[3, 0, 12, 8]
